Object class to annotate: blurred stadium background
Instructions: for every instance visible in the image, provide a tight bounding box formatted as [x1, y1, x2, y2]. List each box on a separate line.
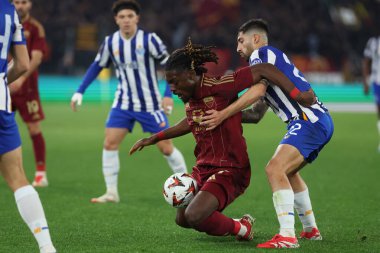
[29, 0, 378, 107]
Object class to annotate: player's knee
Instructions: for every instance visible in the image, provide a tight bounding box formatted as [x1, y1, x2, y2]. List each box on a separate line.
[265, 158, 282, 177]
[103, 139, 118, 150]
[184, 207, 204, 227]
[27, 123, 41, 135]
[175, 214, 190, 228]
[157, 140, 173, 156]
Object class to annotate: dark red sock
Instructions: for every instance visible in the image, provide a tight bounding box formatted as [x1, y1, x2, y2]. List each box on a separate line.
[31, 133, 46, 171]
[194, 211, 235, 236]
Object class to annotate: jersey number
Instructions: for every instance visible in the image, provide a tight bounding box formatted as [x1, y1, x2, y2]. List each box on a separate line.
[0, 14, 12, 60]
[27, 100, 39, 114]
[288, 123, 302, 136]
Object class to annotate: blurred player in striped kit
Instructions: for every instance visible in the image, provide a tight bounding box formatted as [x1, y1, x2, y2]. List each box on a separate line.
[0, 1, 56, 252]
[363, 36, 380, 152]
[202, 19, 334, 248]
[10, 0, 48, 187]
[71, 0, 187, 203]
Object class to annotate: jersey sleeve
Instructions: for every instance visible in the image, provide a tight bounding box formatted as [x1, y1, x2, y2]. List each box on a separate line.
[211, 67, 254, 98]
[11, 10, 25, 45]
[94, 37, 112, 68]
[364, 37, 375, 59]
[249, 48, 264, 65]
[30, 20, 46, 53]
[149, 33, 169, 65]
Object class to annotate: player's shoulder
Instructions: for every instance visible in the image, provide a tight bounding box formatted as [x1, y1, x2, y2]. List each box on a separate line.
[202, 73, 234, 87]
[0, 0, 14, 13]
[103, 30, 119, 42]
[260, 45, 284, 54]
[28, 16, 46, 37]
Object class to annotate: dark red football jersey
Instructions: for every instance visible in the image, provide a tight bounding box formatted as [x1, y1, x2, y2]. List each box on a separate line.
[185, 67, 255, 168]
[14, 16, 46, 96]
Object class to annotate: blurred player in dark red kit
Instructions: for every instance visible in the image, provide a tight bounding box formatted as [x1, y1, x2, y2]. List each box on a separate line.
[10, 0, 48, 187]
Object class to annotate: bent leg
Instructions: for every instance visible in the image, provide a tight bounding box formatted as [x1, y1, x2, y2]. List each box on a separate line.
[266, 144, 304, 238]
[185, 190, 235, 236]
[289, 172, 319, 237]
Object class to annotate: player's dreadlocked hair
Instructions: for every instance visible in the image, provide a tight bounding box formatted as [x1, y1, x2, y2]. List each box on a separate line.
[165, 38, 219, 75]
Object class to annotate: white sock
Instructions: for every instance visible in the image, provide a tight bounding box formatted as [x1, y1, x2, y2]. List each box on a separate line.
[294, 188, 317, 231]
[273, 189, 295, 237]
[102, 149, 119, 193]
[14, 185, 54, 249]
[377, 120, 380, 138]
[164, 147, 187, 173]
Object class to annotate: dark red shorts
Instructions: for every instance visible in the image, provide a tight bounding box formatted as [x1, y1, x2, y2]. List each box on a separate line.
[12, 91, 44, 123]
[191, 165, 251, 211]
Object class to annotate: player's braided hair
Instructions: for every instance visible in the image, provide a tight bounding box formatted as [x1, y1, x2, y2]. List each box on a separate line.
[165, 38, 218, 75]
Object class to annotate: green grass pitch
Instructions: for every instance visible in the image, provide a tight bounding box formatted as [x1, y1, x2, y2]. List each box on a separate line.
[1, 102, 379, 252]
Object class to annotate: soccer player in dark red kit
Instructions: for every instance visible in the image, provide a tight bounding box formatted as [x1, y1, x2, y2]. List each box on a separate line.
[129, 39, 315, 240]
[10, 0, 48, 187]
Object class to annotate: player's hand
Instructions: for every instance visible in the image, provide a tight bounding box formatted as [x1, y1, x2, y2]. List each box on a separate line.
[200, 109, 226, 131]
[8, 78, 24, 94]
[162, 97, 173, 115]
[71, 92, 83, 112]
[129, 138, 154, 155]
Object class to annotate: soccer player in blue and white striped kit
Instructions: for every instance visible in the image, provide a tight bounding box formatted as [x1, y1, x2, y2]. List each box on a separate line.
[201, 19, 334, 248]
[71, 0, 187, 203]
[0, 1, 56, 252]
[363, 36, 380, 152]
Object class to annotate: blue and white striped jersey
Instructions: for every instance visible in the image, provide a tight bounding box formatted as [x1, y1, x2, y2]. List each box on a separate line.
[364, 36, 380, 86]
[0, 0, 25, 112]
[95, 29, 169, 112]
[249, 46, 328, 123]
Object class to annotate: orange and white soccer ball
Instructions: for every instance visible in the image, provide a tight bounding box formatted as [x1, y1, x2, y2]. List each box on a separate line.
[163, 173, 198, 208]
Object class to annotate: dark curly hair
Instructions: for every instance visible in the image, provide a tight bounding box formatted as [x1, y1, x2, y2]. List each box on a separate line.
[112, 0, 140, 16]
[165, 38, 219, 75]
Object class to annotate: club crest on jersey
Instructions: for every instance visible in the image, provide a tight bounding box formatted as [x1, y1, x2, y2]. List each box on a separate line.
[192, 109, 204, 124]
[136, 45, 145, 55]
[250, 58, 262, 65]
[113, 50, 119, 56]
[203, 96, 215, 108]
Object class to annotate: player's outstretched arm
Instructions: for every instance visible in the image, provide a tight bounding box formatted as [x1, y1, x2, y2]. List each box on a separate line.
[201, 81, 268, 130]
[129, 118, 191, 155]
[249, 63, 316, 107]
[71, 62, 103, 112]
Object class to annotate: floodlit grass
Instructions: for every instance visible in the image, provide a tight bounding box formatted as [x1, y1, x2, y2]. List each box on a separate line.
[0, 102, 379, 252]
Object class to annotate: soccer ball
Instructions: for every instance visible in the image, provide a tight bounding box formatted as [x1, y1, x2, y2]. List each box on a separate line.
[163, 173, 198, 208]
